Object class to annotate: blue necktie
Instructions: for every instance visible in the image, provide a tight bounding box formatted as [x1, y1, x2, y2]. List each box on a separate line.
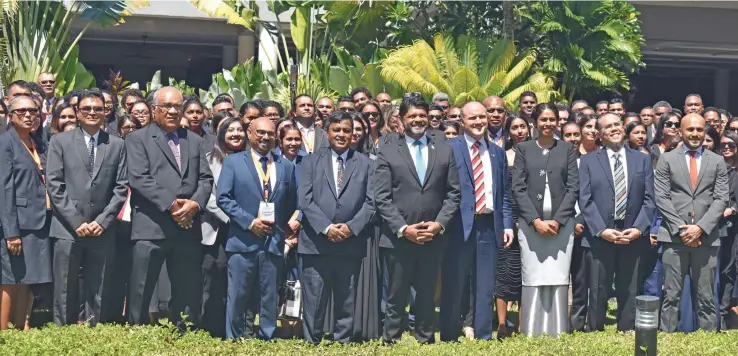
[260, 156, 272, 198]
[414, 140, 426, 185]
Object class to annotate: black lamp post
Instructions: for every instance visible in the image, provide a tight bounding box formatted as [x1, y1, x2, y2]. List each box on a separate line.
[635, 295, 659, 355]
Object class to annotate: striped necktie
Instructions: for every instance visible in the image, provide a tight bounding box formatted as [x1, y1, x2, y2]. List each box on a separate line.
[613, 152, 626, 220]
[471, 141, 486, 214]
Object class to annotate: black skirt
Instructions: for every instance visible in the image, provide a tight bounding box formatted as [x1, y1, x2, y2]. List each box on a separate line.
[1, 212, 53, 285]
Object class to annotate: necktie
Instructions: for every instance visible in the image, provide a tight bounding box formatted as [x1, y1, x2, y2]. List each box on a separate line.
[689, 151, 698, 188]
[336, 156, 344, 192]
[167, 133, 181, 170]
[414, 140, 426, 185]
[471, 142, 487, 214]
[260, 156, 272, 198]
[87, 136, 95, 175]
[613, 152, 626, 220]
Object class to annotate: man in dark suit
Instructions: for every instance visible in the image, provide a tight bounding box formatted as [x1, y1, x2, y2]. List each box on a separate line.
[579, 113, 655, 332]
[374, 96, 461, 344]
[217, 117, 298, 340]
[655, 113, 729, 332]
[298, 111, 375, 344]
[440, 101, 513, 341]
[125, 87, 213, 328]
[293, 94, 329, 155]
[46, 90, 128, 326]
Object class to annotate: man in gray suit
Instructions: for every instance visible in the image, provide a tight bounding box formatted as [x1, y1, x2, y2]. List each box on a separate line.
[655, 113, 729, 332]
[46, 90, 128, 326]
[298, 111, 375, 344]
[125, 87, 213, 328]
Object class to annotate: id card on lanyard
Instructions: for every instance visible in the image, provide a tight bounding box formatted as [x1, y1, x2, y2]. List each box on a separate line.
[253, 151, 275, 223]
[300, 130, 314, 154]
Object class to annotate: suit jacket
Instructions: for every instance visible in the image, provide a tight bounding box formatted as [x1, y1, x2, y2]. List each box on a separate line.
[512, 139, 579, 226]
[447, 135, 513, 244]
[579, 147, 655, 248]
[382, 129, 446, 146]
[0, 118, 7, 134]
[46, 129, 128, 240]
[373, 133, 461, 251]
[655, 147, 729, 246]
[125, 124, 213, 240]
[0, 128, 48, 238]
[217, 149, 298, 256]
[201, 155, 229, 246]
[298, 147, 375, 256]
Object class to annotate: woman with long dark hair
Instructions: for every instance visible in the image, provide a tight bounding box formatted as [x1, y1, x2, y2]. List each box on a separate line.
[625, 121, 648, 153]
[648, 111, 682, 166]
[718, 131, 738, 329]
[576, 113, 599, 156]
[512, 103, 578, 337]
[360, 101, 384, 156]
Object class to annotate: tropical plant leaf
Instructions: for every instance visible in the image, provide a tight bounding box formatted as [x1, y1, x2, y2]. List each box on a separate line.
[188, 0, 256, 30]
[290, 6, 310, 53]
[451, 67, 479, 97]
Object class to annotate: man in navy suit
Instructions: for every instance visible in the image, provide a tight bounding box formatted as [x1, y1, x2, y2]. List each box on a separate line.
[298, 111, 375, 344]
[217, 117, 298, 340]
[579, 113, 655, 332]
[440, 101, 514, 341]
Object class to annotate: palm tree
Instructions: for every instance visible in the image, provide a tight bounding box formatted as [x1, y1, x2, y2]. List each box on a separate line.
[518, 0, 645, 102]
[380, 33, 557, 108]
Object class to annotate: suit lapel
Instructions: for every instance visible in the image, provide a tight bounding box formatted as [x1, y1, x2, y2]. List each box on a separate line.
[245, 149, 265, 200]
[675, 149, 693, 193]
[458, 138, 474, 183]
[397, 137, 421, 185]
[596, 149, 615, 192]
[423, 135, 437, 187]
[74, 129, 92, 177]
[10, 129, 43, 179]
[338, 150, 358, 198]
[625, 148, 638, 193]
[322, 150, 338, 198]
[178, 129, 190, 177]
[152, 126, 180, 176]
[269, 153, 282, 202]
[91, 131, 108, 180]
[696, 150, 710, 190]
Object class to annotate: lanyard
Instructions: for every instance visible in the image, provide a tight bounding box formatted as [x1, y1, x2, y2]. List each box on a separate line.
[300, 129, 314, 154]
[21, 138, 50, 208]
[252, 151, 273, 201]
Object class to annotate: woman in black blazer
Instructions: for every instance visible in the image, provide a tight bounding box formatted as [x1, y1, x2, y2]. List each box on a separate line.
[512, 103, 579, 338]
[0, 97, 52, 330]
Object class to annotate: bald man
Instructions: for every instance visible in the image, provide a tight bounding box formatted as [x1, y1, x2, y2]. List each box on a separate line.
[482, 96, 507, 147]
[217, 117, 298, 340]
[126, 87, 214, 328]
[655, 113, 729, 332]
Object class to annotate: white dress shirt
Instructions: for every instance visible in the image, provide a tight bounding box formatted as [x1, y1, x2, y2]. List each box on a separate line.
[297, 121, 315, 155]
[607, 145, 628, 197]
[81, 129, 100, 162]
[249, 150, 277, 231]
[464, 133, 494, 214]
[684, 145, 703, 176]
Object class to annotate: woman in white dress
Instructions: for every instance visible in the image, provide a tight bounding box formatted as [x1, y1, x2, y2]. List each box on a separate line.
[512, 103, 579, 337]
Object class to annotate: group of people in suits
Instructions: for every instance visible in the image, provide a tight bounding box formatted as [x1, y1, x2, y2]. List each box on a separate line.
[0, 80, 735, 343]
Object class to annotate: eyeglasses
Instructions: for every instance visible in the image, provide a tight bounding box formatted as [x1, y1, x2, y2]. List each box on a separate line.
[155, 103, 183, 112]
[121, 125, 137, 131]
[363, 111, 380, 118]
[447, 114, 460, 119]
[79, 106, 104, 114]
[664, 121, 680, 129]
[721, 142, 737, 150]
[12, 108, 39, 116]
[131, 110, 150, 117]
[428, 115, 443, 121]
[40, 80, 56, 85]
[487, 108, 506, 114]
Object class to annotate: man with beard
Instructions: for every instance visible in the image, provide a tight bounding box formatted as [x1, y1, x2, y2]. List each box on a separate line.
[217, 117, 298, 340]
[655, 113, 729, 332]
[440, 101, 513, 341]
[483, 96, 507, 147]
[579, 113, 655, 331]
[374, 96, 460, 344]
[294, 94, 329, 155]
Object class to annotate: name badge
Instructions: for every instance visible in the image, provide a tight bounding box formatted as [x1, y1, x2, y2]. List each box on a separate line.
[259, 202, 275, 223]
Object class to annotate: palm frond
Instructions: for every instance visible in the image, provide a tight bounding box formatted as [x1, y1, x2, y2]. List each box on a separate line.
[189, 0, 257, 30]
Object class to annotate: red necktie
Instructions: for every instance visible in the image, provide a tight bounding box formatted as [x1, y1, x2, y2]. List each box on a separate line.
[471, 142, 486, 214]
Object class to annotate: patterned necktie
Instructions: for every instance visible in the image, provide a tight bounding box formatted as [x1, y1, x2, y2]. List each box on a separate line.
[689, 151, 698, 188]
[471, 141, 487, 214]
[260, 156, 272, 198]
[167, 133, 181, 170]
[414, 140, 426, 185]
[336, 156, 344, 192]
[613, 152, 627, 220]
[87, 136, 95, 175]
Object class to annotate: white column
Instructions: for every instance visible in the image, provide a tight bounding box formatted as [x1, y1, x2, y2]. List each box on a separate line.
[237, 32, 256, 63]
[257, 24, 279, 71]
[715, 68, 730, 109]
[222, 45, 237, 70]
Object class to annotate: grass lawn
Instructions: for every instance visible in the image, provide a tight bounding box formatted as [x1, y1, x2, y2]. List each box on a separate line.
[2, 303, 738, 355]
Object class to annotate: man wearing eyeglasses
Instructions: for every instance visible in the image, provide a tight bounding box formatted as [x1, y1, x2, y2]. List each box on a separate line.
[125, 87, 214, 329]
[483, 96, 507, 147]
[38, 72, 56, 114]
[46, 90, 129, 327]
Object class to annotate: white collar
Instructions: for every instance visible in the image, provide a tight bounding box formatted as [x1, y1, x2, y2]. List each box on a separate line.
[404, 134, 427, 146]
[296, 121, 315, 132]
[463, 133, 487, 149]
[81, 128, 100, 143]
[331, 149, 349, 161]
[606, 145, 626, 159]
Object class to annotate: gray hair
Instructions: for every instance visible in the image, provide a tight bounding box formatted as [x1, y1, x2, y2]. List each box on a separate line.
[653, 101, 672, 111]
[8, 95, 37, 112]
[432, 92, 450, 103]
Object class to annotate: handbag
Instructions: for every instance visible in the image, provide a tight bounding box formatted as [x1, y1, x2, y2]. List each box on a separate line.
[278, 279, 302, 320]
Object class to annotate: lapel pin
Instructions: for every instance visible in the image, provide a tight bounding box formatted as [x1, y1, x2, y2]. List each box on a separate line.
[539, 169, 545, 177]
[537, 194, 543, 201]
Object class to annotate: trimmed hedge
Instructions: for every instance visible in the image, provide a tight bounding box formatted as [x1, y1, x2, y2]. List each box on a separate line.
[1, 322, 737, 355]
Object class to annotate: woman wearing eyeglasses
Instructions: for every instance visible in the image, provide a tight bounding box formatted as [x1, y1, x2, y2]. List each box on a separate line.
[648, 111, 683, 167]
[428, 104, 444, 130]
[359, 101, 385, 156]
[0, 97, 52, 330]
[130, 101, 152, 127]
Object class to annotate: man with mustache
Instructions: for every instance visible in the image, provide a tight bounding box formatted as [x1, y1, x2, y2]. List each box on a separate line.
[655, 113, 729, 332]
[374, 95, 460, 344]
[483, 96, 507, 148]
[297, 111, 375, 344]
[578, 113, 655, 332]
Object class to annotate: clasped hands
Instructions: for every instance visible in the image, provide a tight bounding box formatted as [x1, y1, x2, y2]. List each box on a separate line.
[600, 228, 641, 245]
[326, 223, 353, 243]
[533, 218, 560, 237]
[402, 221, 443, 245]
[75, 221, 105, 237]
[679, 224, 703, 247]
[171, 199, 199, 229]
